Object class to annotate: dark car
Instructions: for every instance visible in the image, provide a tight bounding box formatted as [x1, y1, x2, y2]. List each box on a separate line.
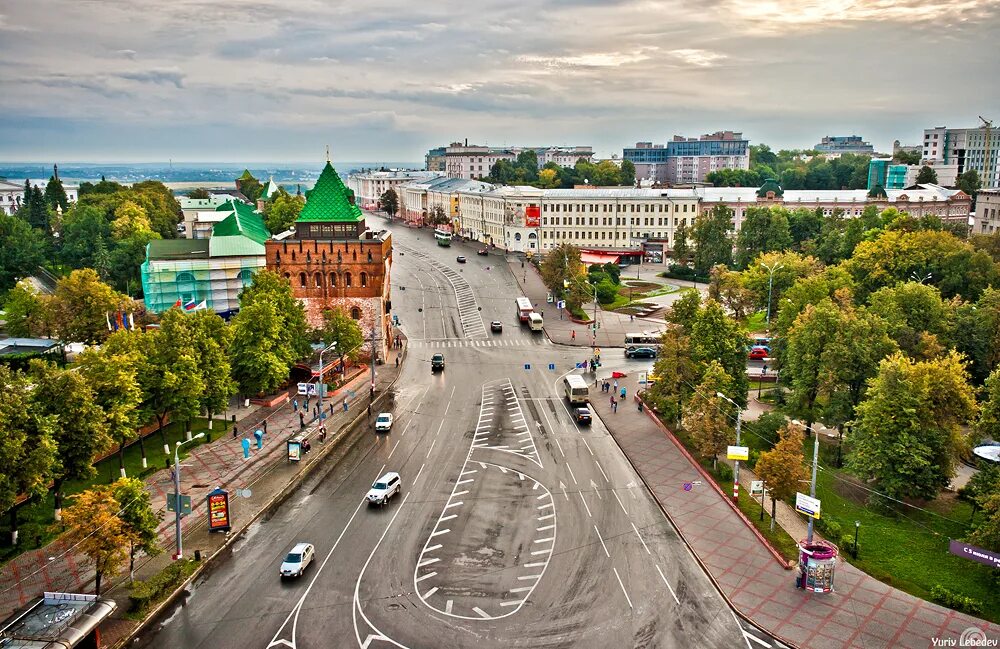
[477, 248, 489, 256]
[625, 347, 658, 359]
[456, 256, 467, 263]
[748, 346, 770, 360]
[575, 407, 592, 425]
[431, 353, 445, 371]
[491, 320, 503, 333]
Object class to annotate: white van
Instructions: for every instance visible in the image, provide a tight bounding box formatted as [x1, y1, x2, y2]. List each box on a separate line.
[563, 374, 589, 405]
[528, 312, 544, 332]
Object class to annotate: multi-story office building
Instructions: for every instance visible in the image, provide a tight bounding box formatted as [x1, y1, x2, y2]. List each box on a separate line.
[923, 125, 1000, 188]
[436, 141, 594, 179]
[347, 170, 444, 211]
[814, 135, 874, 156]
[452, 180, 971, 258]
[868, 159, 922, 190]
[400, 176, 493, 227]
[974, 189, 1000, 234]
[623, 132, 750, 185]
[425, 147, 447, 172]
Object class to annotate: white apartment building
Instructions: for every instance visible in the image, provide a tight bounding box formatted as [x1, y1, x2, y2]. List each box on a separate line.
[400, 176, 494, 226]
[974, 189, 1000, 235]
[441, 141, 594, 179]
[347, 170, 444, 211]
[923, 125, 1000, 189]
[0, 179, 79, 216]
[453, 182, 971, 257]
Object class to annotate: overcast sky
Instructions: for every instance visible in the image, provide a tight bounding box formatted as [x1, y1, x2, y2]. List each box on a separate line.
[1, 0, 998, 163]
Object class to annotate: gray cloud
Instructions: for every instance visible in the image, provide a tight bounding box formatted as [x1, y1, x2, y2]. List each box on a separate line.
[115, 67, 185, 88]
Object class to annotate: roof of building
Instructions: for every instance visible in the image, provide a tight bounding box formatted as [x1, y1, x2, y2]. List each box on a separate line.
[261, 178, 280, 199]
[179, 195, 230, 210]
[296, 161, 364, 223]
[237, 169, 257, 182]
[212, 204, 269, 243]
[0, 338, 64, 357]
[146, 238, 211, 260]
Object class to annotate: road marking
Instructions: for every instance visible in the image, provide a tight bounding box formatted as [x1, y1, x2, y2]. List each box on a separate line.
[532, 481, 540, 490]
[538, 513, 554, 520]
[387, 440, 400, 459]
[511, 586, 533, 592]
[613, 567, 633, 609]
[426, 544, 442, 552]
[418, 558, 439, 567]
[537, 524, 554, 531]
[579, 492, 592, 518]
[744, 631, 772, 648]
[517, 574, 542, 580]
[444, 501, 462, 509]
[554, 437, 565, 457]
[431, 528, 450, 536]
[453, 490, 469, 497]
[472, 607, 490, 618]
[594, 525, 610, 558]
[425, 438, 437, 458]
[656, 564, 681, 605]
[537, 502, 553, 510]
[524, 562, 546, 568]
[566, 463, 578, 484]
[590, 479, 603, 500]
[612, 491, 628, 515]
[440, 514, 457, 522]
[457, 479, 475, 485]
[415, 571, 437, 583]
[631, 522, 651, 555]
[401, 420, 413, 437]
[517, 472, 525, 480]
[414, 462, 425, 484]
[533, 537, 554, 544]
[530, 549, 550, 555]
[594, 459, 610, 482]
[443, 386, 456, 416]
[582, 438, 594, 456]
[536, 493, 549, 500]
[499, 600, 521, 607]
[445, 600, 453, 614]
[424, 587, 439, 598]
[460, 469, 478, 476]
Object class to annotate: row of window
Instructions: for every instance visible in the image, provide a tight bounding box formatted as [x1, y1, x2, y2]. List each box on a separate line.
[274, 249, 374, 264]
[541, 216, 693, 227]
[543, 202, 692, 213]
[284, 271, 370, 289]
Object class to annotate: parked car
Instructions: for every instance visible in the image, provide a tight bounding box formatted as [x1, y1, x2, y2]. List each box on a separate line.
[491, 320, 503, 333]
[367, 472, 401, 506]
[375, 412, 393, 432]
[625, 347, 658, 359]
[477, 248, 489, 256]
[456, 255, 467, 263]
[279, 542, 315, 578]
[575, 407, 593, 425]
[748, 346, 770, 360]
[431, 353, 445, 371]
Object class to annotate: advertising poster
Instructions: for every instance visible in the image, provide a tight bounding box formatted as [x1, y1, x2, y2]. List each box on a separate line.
[525, 205, 541, 227]
[207, 489, 231, 532]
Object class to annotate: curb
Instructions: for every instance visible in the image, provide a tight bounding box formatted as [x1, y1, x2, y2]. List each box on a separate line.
[593, 403, 801, 649]
[110, 349, 407, 648]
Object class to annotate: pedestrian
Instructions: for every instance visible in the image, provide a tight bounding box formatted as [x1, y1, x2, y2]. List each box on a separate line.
[370, 386, 375, 400]
[395, 355, 400, 367]
[367, 403, 372, 417]
[292, 399, 299, 412]
[319, 425, 327, 442]
[232, 424, 238, 439]
[620, 386, 627, 400]
[613, 400, 618, 413]
[329, 403, 334, 415]
[637, 400, 643, 413]
[630, 314, 634, 321]
[571, 330, 576, 340]
[343, 400, 349, 413]
[610, 395, 615, 407]
[304, 396, 310, 411]
[613, 379, 618, 393]
[263, 420, 268, 434]
[299, 412, 305, 428]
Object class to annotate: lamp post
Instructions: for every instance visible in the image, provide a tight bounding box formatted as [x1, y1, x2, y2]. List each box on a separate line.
[853, 520, 860, 557]
[173, 433, 205, 560]
[318, 341, 337, 419]
[716, 392, 743, 502]
[793, 418, 821, 544]
[762, 261, 783, 325]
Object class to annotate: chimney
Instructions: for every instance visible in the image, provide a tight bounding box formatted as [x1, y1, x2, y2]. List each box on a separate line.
[465, 138, 468, 146]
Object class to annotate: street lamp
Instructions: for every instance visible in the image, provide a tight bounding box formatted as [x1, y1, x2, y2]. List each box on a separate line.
[318, 341, 337, 420]
[761, 261, 784, 325]
[910, 271, 932, 284]
[853, 520, 860, 557]
[173, 433, 205, 560]
[791, 418, 821, 544]
[716, 392, 743, 502]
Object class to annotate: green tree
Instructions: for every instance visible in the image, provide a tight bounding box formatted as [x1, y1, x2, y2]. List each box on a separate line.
[672, 223, 690, 264]
[665, 288, 701, 332]
[321, 306, 365, 376]
[771, 266, 855, 343]
[540, 244, 583, 299]
[734, 207, 792, 269]
[0, 212, 48, 292]
[916, 165, 939, 184]
[2, 279, 53, 338]
[60, 486, 129, 595]
[682, 361, 734, 469]
[740, 251, 824, 317]
[782, 298, 844, 438]
[950, 292, 1000, 385]
[237, 170, 263, 203]
[849, 352, 977, 501]
[49, 268, 131, 344]
[29, 361, 110, 521]
[977, 368, 1000, 444]
[708, 265, 756, 321]
[25, 185, 50, 232]
[619, 160, 636, 186]
[426, 206, 449, 227]
[111, 199, 153, 240]
[111, 477, 162, 580]
[515, 151, 539, 182]
[189, 310, 236, 430]
[239, 270, 312, 360]
[956, 169, 982, 200]
[692, 205, 734, 275]
[646, 325, 699, 427]
[894, 150, 921, 165]
[867, 282, 953, 358]
[264, 190, 305, 234]
[754, 424, 808, 531]
[960, 463, 1000, 521]
[230, 301, 295, 397]
[43, 175, 69, 212]
[76, 332, 144, 478]
[187, 188, 211, 199]
[60, 203, 114, 274]
[378, 188, 399, 218]
[0, 365, 57, 545]
[690, 299, 749, 407]
[969, 494, 1000, 553]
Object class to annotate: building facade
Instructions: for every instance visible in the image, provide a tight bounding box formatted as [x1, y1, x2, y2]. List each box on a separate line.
[453, 181, 971, 257]
[0, 178, 79, 215]
[400, 176, 494, 227]
[814, 135, 875, 155]
[623, 131, 750, 184]
[425, 147, 446, 172]
[347, 170, 444, 211]
[438, 141, 594, 179]
[923, 125, 1000, 189]
[265, 160, 392, 360]
[974, 189, 1000, 235]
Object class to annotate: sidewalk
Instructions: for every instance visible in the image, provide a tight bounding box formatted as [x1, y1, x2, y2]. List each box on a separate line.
[0, 341, 406, 630]
[594, 373, 1000, 649]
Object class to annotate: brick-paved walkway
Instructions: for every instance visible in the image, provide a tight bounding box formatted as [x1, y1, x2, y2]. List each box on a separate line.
[0, 353, 398, 620]
[594, 373, 1000, 649]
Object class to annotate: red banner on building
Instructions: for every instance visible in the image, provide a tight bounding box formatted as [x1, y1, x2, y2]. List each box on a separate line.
[525, 205, 540, 228]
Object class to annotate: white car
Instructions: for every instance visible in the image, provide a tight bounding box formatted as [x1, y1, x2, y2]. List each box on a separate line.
[367, 472, 401, 506]
[374, 412, 393, 432]
[279, 542, 315, 578]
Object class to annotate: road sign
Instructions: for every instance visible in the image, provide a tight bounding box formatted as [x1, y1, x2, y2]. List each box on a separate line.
[795, 492, 821, 519]
[557, 300, 565, 309]
[524, 363, 531, 370]
[575, 362, 586, 369]
[683, 482, 692, 491]
[548, 363, 555, 370]
[166, 493, 192, 515]
[727, 445, 750, 461]
[750, 481, 764, 496]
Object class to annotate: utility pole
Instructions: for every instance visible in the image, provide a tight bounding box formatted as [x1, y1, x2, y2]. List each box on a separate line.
[369, 324, 377, 398]
[762, 261, 783, 326]
[980, 116, 994, 188]
[717, 392, 743, 502]
[318, 341, 337, 418]
[173, 433, 204, 560]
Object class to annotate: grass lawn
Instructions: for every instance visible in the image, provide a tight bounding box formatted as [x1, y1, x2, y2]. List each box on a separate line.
[0, 417, 218, 565]
[744, 311, 767, 333]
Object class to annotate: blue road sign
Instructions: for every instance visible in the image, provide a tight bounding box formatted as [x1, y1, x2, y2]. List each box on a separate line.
[575, 362, 586, 369]
[524, 363, 531, 370]
[548, 363, 555, 370]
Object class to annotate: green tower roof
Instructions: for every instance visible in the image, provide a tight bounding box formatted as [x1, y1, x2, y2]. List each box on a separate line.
[237, 169, 257, 182]
[296, 161, 363, 224]
[756, 178, 784, 198]
[212, 203, 270, 244]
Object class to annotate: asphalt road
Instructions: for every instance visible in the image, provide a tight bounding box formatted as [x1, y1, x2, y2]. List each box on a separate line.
[135, 221, 761, 649]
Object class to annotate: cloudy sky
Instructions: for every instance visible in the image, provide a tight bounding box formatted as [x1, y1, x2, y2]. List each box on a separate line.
[1, 0, 998, 162]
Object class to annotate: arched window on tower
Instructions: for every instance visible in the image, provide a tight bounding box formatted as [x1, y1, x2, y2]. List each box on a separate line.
[314, 272, 323, 287]
[360, 272, 367, 288]
[298, 272, 307, 288]
[329, 272, 337, 286]
[350, 307, 361, 320]
[345, 272, 352, 287]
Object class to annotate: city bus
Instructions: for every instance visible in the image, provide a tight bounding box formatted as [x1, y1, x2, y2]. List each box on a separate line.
[624, 332, 661, 349]
[515, 297, 533, 323]
[563, 374, 590, 405]
[528, 312, 544, 332]
[434, 228, 452, 247]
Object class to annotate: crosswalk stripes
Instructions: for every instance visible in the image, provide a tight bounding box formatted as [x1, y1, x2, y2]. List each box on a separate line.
[409, 338, 554, 349]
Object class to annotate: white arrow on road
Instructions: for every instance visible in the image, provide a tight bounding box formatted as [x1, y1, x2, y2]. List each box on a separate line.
[591, 479, 603, 499]
[361, 633, 391, 649]
[559, 481, 569, 500]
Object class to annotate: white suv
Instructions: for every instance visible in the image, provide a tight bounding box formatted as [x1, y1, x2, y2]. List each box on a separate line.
[375, 413, 393, 432]
[279, 542, 315, 578]
[367, 472, 401, 506]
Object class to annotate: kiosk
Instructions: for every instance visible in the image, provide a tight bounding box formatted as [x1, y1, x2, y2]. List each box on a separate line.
[797, 540, 838, 593]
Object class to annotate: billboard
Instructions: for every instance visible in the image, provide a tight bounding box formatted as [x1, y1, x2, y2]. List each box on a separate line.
[795, 492, 821, 519]
[525, 205, 541, 228]
[207, 488, 231, 532]
[949, 540, 1000, 569]
[727, 445, 749, 461]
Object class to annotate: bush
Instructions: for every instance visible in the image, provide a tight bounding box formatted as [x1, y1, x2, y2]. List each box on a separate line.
[931, 585, 984, 616]
[596, 280, 617, 304]
[840, 534, 858, 558]
[747, 411, 785, 451]
[716, 463, 733, 481]
[128, 559, 198, 614]
[816, 517, 842, 540]
[662, 264, 709, 283]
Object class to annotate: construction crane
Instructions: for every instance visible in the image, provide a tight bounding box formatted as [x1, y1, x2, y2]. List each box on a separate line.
[981, 115, 993, 188]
